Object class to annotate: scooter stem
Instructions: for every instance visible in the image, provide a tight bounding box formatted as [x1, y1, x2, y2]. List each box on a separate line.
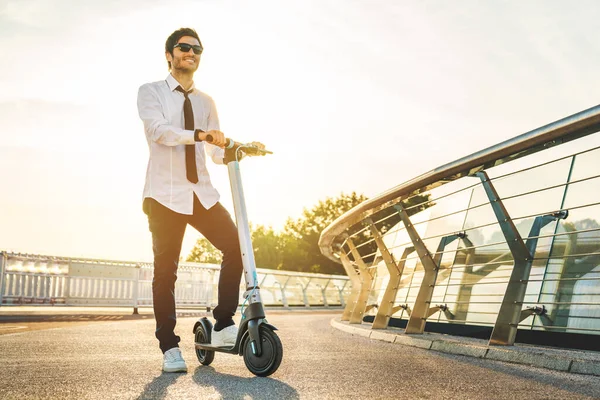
[227, 160, 263, 305]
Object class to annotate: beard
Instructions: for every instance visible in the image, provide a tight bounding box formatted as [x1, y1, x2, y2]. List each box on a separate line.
[173, 57, 199, 73]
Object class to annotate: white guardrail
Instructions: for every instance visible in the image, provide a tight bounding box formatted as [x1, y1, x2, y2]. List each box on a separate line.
[0, 252, 350, 310]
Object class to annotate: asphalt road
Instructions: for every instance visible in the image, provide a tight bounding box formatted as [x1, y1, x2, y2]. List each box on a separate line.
[1, 312, 599, 400]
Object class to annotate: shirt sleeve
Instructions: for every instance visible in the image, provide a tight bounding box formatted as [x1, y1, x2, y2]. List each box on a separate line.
[204, 95, 225, 165]
[137, 83, 195, 146]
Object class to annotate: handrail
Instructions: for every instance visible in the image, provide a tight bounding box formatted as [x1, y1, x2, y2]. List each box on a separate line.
[2, 251, 347, 280]
[0, 251, 350, 309]
[319, 104, 600, 262]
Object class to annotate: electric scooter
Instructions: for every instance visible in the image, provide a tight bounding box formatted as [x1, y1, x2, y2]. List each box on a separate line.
[192, 136, 283, 377]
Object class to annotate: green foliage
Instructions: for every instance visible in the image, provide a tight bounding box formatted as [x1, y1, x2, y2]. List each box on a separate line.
[280, 192, 368, 274]
[186, 237, 222, 264]
[251, 224, 284, 269]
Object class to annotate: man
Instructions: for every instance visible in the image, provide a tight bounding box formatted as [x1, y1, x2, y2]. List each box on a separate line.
[137, 27, 246, 373]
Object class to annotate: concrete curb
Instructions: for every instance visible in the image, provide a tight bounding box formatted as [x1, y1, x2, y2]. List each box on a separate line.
[330, 317, 600, 377]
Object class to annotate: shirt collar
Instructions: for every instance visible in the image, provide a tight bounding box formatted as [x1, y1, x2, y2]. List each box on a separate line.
[166, 74, 195, 93]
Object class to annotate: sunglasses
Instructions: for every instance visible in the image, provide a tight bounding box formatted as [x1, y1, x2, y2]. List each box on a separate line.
[174, 43, 203, 55]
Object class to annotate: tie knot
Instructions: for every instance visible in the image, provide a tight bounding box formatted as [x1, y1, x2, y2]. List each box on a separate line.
[175, 85, 193, 98]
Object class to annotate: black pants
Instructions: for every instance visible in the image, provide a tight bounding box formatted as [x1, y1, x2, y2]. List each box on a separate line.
[144, 196, 243, 353]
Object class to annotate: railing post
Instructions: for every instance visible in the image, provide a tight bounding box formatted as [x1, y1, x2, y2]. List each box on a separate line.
[15, 273, 22, 303]
[474, 171, 568, 346]
[64, 262, 71, 305]
[394, 204, 462, 334]
[280, 276, 291, 309]
[346, 238, 375, 324]
[0, 252, 7, 307]
[321, 279, 331, 308]
[259, 273, 268, 288]
[208, 270, 217, 309]
[132, 264, 141, 315]
[366, 217, 415, 329]
[22, 264, 31, 303]
[337, 281, 347, 307]
[452, 237, 478, 323]
[301, 278, 312, 308]
[547, 225, 580, 331]
[338, 250, 361, 321]
[375, 247, 413, 329]
[32, 261, 40, 303]
[44, 273, 52, 304]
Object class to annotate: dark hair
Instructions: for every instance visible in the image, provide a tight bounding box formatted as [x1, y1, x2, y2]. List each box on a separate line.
[165, 27, 202, 70]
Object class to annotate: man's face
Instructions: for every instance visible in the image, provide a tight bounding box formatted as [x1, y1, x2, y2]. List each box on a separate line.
[167, 36, 202, 73]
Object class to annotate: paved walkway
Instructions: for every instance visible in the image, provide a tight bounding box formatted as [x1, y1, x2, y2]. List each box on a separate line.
[1, 312, 600, 399]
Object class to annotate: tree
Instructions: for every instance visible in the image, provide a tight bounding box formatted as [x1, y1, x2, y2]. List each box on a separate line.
[186, 237, 222, 264]
[251, 224, 284, 269]
[280, 192, 368, 274]
[186, 224, 284, 268]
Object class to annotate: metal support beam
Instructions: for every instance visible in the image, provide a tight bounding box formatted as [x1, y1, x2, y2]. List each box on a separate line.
[519, 305, 548, 323]
[368, 218, 412, 328]
[373, 246, 414, 328]
[367, 217, 415, 329]
[365, 304, 378, 313]
[547, 226, 588, 331]
[475, 171, 567, 345]
[339, 251, 361, 321]
[426, 304, 454, 319]
[346, 238, 376, 324]
[392, 304, 411, 316]
[453, 241, 479, 323]
[395, 203, 462, 334]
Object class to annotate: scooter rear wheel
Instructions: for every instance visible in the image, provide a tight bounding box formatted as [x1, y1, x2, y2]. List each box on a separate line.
[242, 326, 283, 377]
[195, 325, 215, 366]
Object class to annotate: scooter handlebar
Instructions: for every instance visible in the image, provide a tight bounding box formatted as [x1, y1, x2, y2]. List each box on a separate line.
[205, 134, 273, 156]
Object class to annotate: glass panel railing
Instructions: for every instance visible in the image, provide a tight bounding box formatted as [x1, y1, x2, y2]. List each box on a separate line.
[320, 106, 600, 346]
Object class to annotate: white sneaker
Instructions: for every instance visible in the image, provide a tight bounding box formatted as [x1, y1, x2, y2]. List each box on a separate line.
[163, 347, 187, 373]
[211, 324, 238, 347]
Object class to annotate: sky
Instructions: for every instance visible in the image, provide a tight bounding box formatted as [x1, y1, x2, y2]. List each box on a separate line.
[1, 0, 600, 263]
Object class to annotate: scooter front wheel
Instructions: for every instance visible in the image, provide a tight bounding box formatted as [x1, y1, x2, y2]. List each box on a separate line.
[242, 326, 283, 377]
[195, 324, 215, 366]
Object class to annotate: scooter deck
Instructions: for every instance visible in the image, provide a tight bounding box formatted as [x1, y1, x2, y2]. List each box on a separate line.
[195, 342, 238, 354]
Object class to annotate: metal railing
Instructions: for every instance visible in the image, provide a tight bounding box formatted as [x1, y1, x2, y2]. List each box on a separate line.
[0, 252, 350, 311]
[319, 104, 600, 346]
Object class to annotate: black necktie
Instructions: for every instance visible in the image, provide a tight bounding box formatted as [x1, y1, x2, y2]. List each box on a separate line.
[175, 85, 199, 184]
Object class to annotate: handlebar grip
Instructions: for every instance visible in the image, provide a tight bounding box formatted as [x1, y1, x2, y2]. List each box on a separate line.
[205, 134, 271, 155]
[205, 134, 233, 148]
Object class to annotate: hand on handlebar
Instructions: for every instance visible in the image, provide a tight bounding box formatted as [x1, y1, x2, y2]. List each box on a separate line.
[205, 134, 273, 162]
[201, 130, 227, 147]
[249, 142, 266, 152]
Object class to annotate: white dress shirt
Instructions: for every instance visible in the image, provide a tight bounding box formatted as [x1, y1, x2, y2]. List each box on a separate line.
[137, 74, 225, 215]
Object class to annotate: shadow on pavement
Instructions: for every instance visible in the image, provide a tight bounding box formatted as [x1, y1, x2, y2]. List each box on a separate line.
[136, 372, 183, 400]
[192, 366, 299, 400]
